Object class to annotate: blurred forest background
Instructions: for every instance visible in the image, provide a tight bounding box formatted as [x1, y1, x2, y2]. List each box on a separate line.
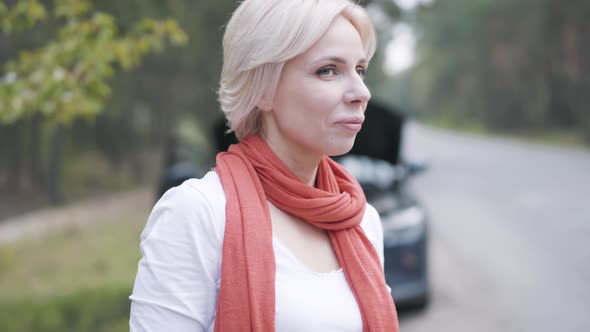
[0, 0, 589, 331]
[1, 0, 589, 214]
[384, 0, 590, 142]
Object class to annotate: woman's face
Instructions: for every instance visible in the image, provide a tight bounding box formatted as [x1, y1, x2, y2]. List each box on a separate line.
[262, 15, 371, 161]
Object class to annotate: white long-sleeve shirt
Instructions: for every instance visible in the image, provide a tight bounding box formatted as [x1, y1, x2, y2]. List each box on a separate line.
[129, 171, 387, 332]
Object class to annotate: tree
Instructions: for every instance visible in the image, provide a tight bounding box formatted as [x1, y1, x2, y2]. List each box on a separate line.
[0, 0, 187, 203]
[404, 0, 590, 142]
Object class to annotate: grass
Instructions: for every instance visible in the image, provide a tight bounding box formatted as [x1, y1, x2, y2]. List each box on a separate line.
[422, 116, 590, 150]
[0, 212, 146, 300]
[503, 128, 588, 147]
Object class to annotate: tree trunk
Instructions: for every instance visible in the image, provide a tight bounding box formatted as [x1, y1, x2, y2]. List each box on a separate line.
[29, 114, 44, 188]
[46, 124, 66, 205]
[5, 122, 23, 193]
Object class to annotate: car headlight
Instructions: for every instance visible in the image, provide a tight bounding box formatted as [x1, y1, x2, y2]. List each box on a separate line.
[381, 206, 426, 247]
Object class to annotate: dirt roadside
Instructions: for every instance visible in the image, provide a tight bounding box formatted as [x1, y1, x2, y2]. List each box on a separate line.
[0, 187, 152, 245]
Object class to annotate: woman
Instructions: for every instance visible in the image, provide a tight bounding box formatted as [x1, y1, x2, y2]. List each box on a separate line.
[129, 0, 399, 331]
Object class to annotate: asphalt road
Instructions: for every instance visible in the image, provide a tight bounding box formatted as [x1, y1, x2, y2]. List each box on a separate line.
[398, 123, 590, 332]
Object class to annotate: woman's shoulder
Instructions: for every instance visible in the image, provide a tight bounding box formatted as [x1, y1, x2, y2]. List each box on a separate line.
[131, 171, 226, 327]
[140, 170, 227, 244]
[360, 203, 383, 249]
[180, 170, 226, 211]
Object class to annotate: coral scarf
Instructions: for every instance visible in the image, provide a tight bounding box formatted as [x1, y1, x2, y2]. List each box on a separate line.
[214, 135, 398, 331]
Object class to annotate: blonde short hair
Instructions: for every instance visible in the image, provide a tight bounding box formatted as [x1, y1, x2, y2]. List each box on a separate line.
[218, 0, 376, 140]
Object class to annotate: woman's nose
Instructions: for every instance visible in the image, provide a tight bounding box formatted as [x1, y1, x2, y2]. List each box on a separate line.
[344, 74, 371, 104]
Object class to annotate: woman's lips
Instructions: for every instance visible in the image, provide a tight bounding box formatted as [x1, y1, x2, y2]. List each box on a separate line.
[336, 117, 364, 133]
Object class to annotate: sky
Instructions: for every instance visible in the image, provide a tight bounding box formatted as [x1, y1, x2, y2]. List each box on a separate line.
[384, 0, 433, 75]
[394, 0, 425, 11]
[384, 22, 416, 75]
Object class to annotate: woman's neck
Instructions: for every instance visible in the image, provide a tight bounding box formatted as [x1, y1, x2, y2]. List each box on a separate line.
[261, 133, 321, 187]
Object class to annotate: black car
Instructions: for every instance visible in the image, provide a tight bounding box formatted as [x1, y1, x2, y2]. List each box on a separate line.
[158, 100, 430, 309]
[337, 154, 429, 309]
[333, 100, 429, 309]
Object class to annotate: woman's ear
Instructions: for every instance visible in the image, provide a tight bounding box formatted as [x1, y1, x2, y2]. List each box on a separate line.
[257, 96, 273, 112]
[257, 103, 271, 112]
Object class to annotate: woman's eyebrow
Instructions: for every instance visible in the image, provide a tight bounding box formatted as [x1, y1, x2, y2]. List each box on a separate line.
[311, 56, 368, 66]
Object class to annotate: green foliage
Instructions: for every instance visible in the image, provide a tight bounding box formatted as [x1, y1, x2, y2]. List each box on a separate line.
[403, 0, 590, 142]
[0, 0, 47, 33]
[61, 149, 131, 196]
[0, 0, 187, 125]
[0, 285, 132, 332]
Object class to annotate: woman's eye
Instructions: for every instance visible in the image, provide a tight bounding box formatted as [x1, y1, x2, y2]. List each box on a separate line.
[356, 67, 367, 79]
[316, 67, 337, 77]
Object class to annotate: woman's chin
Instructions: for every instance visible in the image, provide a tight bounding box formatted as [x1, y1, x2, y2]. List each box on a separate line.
[325, 139, 356, 157]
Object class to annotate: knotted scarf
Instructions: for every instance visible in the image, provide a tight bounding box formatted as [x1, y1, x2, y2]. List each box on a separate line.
[214, 135, 398, 331]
